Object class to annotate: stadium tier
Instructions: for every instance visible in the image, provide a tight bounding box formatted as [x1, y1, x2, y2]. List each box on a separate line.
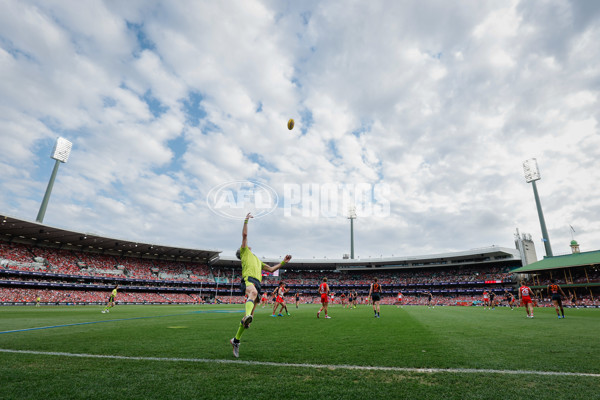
[1, 215, 598, 306]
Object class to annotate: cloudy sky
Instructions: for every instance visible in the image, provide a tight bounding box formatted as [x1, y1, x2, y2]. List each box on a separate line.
[1, 0, 599, 260]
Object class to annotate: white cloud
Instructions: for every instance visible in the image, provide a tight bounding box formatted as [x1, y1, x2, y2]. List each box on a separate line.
[0, 0, 599, 259]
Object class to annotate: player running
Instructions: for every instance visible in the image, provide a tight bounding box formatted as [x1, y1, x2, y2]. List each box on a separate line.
[368, 277, 382, 318]
[351, 290, 358, 309]
[260, 292, 268, 308]
[102, 284, 119, 313]
[504, 290, 515, 310]
[518, 281, 535, 318]
[317, 277, 331, 319]
[482, 290, 490, 309]
[271, 281, 290, 317]
[230, 213, 292, 358]
[547, 279, 567, 319]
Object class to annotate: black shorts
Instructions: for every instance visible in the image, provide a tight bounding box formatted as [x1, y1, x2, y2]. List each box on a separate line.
[552, 294, 562, 302]
[108, 295, 115, 302]
[240, 276, 262, 298]
[371, 293, 381, 302]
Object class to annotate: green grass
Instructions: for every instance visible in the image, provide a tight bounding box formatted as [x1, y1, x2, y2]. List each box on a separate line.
[0, 304, 599, 399]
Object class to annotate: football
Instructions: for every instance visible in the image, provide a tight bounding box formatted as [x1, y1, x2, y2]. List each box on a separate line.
[287, 118, 294, 130]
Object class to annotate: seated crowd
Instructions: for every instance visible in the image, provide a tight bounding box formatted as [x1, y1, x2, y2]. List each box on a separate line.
[1, 241, 598, 306]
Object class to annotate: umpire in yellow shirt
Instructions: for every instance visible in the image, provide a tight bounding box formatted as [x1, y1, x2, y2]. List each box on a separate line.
[230, 213, 291, 358]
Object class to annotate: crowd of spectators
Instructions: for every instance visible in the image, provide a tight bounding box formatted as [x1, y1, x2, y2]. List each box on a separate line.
[282, 266, 513, 286]
[0, 287, 202, 304]
[1, 242, 213, 282]
[2, 241, 599, 306]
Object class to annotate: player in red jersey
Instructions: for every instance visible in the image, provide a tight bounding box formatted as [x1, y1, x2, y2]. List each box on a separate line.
[317, 277, 331, 319]
[368, 277, 382, 317]
[547, 279, 567, 319]
[271, 281, 290, 317]
[396, 291, 403, 308]
[340, 292, 347, 308]
[260, 292, 268, 308]
[482, 290, 490, 310]
[518, 281, 535, 318]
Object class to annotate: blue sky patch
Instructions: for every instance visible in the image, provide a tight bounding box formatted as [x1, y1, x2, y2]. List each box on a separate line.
[143, 90, 168, 118]
[182, 92, 207, 127]
[127, 22, 155, 52]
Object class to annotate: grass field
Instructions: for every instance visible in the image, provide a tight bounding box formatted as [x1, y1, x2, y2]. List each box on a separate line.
[1, 303, 599, 399]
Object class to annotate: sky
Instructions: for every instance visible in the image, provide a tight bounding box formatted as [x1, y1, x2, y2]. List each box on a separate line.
[1, 0, 599, 261]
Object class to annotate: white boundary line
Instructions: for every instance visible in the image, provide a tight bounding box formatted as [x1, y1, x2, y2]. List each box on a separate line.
[1, 348, 598, 378]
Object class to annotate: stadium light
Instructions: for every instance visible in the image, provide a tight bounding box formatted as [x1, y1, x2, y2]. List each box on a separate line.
[348, 206, 357, 259]
[36, 137, 73, 223]
[522, 158, 553, 257]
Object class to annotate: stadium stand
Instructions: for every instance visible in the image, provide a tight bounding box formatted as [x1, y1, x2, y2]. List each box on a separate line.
[1, 216, 598, 307]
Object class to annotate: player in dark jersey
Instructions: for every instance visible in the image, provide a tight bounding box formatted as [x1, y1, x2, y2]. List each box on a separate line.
[547, 279, 567, 319]
[295, 291, 300, 309]
[425, 291, 434, 308]
[368, 277, 382, 318]
[489, 291, 496, 310]
[351, 290, 358, 309]
[504, 290, 515, 310]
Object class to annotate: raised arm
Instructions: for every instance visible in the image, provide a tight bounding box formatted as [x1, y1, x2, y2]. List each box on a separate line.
[241, 213, 253, 249]
[262, 254, 292, 273]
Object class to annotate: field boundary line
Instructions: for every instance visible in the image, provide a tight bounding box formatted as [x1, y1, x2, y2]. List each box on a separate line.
[1, 348, 598, 378]
[0, 310, 243, 335]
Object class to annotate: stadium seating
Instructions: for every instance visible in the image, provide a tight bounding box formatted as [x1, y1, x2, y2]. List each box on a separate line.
[1, 241, 598, 306]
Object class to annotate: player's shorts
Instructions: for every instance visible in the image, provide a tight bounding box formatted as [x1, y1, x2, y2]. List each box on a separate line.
[371, 293, 381, 302]
[521, 296, 532, 305]
[108, 295, 115, 302]
[551, 294, 562, 301]
[240, 276, 262, 298]
[483, 299, 490, 303]
[397, 297, 402, 301]
[276, 296, 284, 303]
[320, 294, 328, 303]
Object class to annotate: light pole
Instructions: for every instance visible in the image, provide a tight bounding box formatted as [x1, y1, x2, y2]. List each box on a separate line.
[36, 137, 72, 223]
[348, 206, 357, 259]
[522, 158, 553, 257]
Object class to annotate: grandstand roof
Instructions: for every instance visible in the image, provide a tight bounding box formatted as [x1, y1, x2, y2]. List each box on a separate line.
[511, 250, 600, 273]
[0, 214, 220, 263]
[1, 214, 522, 270]
[216, 246, 521, 271]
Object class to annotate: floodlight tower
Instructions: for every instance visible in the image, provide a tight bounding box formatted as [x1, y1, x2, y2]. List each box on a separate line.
[348, 206, 357, 259]
[522, 158, 553, 257]
[36, 137, 73, 223]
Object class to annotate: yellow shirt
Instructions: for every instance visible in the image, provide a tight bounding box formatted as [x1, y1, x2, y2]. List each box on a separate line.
[239, 247, 265, 282]
[111, 288, 117, 297]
